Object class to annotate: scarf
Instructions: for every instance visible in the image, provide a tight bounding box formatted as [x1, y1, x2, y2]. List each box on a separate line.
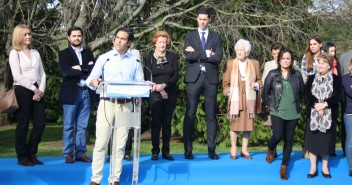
[310, 71, 333, 133]
[228, 58, 257, 120]
[153, 51, 168, 65]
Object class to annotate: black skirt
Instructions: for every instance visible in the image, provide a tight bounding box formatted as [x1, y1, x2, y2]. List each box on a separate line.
[304, 118, 336, 155]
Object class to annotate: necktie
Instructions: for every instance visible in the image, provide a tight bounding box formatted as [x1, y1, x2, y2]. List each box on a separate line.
[201, 32, 206, 50]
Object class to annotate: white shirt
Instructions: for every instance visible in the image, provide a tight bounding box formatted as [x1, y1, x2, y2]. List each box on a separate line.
[239, 60, 247, 80]
[71, 45, 86, 86]
[71, 45, 83, 65]
[9, 49, 46, 92]
[198, 28, 209, 43]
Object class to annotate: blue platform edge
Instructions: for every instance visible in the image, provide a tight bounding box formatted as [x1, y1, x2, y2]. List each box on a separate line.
[0, 151, 351, 185]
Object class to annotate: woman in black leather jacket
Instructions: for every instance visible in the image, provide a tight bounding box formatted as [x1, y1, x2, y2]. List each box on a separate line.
[262, 47, 304, 180]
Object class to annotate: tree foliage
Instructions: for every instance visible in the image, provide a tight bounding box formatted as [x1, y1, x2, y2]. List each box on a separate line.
[1, 0, 344, 146]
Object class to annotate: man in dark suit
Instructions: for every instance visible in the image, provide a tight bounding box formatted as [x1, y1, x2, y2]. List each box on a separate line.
[183, 8, 223, 160]
[58, 26, 97, 163]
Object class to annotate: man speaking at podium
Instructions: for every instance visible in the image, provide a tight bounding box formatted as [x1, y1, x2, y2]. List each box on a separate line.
[86, 27, 144, 185]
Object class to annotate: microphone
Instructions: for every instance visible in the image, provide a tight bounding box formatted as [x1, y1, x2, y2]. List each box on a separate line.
[137, 59, 153, 83]
[101, 58, 110, 82]
[96, 58, 109, 95]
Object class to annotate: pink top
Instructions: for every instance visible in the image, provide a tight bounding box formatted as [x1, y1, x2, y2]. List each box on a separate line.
[331, 59, 338, 76]
[9, 49, 46, 93]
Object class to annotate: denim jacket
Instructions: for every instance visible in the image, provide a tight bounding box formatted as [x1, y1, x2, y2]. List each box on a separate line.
[262, 69, 304, 113]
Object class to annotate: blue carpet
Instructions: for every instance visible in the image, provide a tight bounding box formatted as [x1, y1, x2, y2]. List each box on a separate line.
[0, 151, 351, 185]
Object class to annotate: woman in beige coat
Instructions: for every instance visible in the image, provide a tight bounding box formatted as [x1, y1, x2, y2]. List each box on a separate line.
[222, 39, 262, 159]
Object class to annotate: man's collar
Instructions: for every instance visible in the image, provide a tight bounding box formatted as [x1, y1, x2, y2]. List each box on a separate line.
[112, 48, 131, 58]
[70, 45, 83, 52]
[198, 28, 209, 34]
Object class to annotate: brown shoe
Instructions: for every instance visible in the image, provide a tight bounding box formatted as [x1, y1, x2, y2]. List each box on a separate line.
[240, 151, 252, 159]
[280, 165, 288, 180]
[266, 148, 275, 163]
[65, 154, 74, 163]
[90, 181, 100, 185]
[76, 155, 92, 162]
[30, 154, 43, 165]
[18, 157, 34, 166]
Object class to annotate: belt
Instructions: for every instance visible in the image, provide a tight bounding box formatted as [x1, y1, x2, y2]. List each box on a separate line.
[78, 85, 88, 90]
[100, 97, 132, 104]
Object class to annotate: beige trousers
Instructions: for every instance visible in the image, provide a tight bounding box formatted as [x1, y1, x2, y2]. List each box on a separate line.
[91, 100, 132, 183]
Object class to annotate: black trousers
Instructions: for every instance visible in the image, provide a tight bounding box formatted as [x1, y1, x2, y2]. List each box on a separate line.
[14, 85, 46, 160]
[150, 91, 177, 154]
[268, 115, 298, 166]
[124, 129, 133, 154]
[183, 73, 218, 153]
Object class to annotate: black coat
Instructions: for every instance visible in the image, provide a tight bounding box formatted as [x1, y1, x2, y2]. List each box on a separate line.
[58, 47, 99, 103]
[183, 30, 223, 84]
[143, 51, 179, 96]
[262, 69, 304, 113]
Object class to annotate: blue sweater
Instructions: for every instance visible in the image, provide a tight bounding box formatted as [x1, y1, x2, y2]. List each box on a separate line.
[343, 73, 352, 114]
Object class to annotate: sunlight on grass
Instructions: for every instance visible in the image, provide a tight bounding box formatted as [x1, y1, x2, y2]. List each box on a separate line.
[0, 124, 342, 158]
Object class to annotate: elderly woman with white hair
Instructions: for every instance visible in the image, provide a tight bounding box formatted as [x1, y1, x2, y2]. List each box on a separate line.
[222, 39, 262, 159]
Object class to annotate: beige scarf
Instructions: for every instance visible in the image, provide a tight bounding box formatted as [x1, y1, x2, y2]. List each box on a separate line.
[228, 58, 257, 119]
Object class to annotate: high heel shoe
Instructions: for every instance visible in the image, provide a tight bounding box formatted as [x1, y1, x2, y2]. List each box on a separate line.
[307, 171, 317, 178]
[230, 153, 238, 159]
[321, 171, 332, 178]
[240, 151, 252, 159]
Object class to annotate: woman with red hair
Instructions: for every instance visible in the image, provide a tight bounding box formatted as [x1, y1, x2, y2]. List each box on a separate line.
[143, 31, 179, 161]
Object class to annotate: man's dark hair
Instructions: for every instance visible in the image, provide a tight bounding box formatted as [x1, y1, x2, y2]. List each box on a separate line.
[67, 26, 83, 36]
[114, 27, 134, 42]
[197, 7, 211, 18]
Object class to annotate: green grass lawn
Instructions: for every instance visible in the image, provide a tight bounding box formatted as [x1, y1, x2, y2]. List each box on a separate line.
[0, 123, 341, 158]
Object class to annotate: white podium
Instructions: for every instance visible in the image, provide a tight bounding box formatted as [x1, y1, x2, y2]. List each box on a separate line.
[98, 81, 151, 185]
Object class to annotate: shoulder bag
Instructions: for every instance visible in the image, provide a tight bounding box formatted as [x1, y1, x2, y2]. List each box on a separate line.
[0, 51, 19, 113]
[0, 87, 18, 113]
